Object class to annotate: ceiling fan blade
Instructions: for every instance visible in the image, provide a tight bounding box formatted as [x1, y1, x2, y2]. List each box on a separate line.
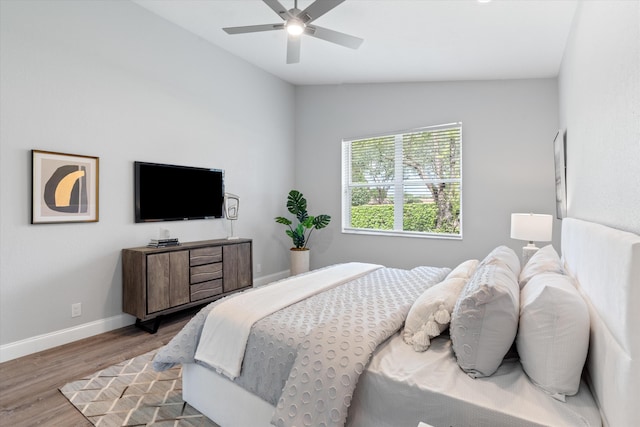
[263, 0, 293, 20]
[298, 0, 345, 24]
[306, 25, 363, 49]
[223, 23, 284, 34]
[287, 34, 301, 64]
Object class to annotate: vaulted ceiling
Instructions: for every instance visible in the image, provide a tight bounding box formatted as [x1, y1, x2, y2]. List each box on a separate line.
[133, 0, 578, 85]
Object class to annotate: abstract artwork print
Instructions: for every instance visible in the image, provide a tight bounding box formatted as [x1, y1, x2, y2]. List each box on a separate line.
[32, 150, 99, 223]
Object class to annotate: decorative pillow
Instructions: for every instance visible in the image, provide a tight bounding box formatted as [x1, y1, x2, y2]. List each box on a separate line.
[518, 244, 564, 288]
[445, 259, 479, 281]
[516, 272, 589, 401]
[450, 262, 520, 378]
[404, 277, 468, 352]
[479, 245, 521, 277]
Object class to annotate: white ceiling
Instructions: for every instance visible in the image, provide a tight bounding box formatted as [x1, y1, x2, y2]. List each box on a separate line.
[133, 0, 578, 86]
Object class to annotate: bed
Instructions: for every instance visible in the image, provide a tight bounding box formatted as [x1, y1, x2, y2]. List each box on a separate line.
[153, 218, 639, 427]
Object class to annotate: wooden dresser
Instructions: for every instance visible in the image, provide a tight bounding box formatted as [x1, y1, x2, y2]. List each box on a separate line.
[122, 238, 252, 331]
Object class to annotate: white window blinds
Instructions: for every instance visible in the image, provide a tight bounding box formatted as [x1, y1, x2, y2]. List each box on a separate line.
[342, 122, 462, 238]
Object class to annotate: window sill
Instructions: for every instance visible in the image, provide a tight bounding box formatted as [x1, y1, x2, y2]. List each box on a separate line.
[342, 228, 462, 240]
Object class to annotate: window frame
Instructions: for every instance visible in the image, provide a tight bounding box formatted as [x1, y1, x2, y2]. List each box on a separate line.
[341, 122, 463, 240]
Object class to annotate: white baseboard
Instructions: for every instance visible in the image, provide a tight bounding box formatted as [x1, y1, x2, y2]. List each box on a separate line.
[253, 269, 289, 287]
[0, 271, 289, 363]
[0, 313, 136, 363]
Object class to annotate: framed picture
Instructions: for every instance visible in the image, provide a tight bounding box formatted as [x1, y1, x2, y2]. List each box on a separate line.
[553, 130, 567, 219]
[32, 150, 99, 224]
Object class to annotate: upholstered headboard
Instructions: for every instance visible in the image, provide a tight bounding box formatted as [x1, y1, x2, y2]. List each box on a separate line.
[561, 218, 640, 427]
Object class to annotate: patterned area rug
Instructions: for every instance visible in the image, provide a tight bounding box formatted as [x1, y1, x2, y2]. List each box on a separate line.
[59, 350, 219, 427]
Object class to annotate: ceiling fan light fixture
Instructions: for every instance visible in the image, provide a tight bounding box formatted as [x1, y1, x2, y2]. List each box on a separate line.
[223, 0, 363, 63]
[286, 19, 305, 36]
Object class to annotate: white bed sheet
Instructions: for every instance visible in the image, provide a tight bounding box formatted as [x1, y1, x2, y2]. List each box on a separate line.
[348, 333, 602, 427]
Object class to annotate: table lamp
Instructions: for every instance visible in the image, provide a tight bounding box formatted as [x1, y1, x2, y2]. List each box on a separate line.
[510, 213, 553, 265]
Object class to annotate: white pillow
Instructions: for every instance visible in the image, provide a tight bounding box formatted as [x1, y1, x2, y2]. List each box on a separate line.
[404, 277, 468, 352]
[450, 262, 520, 378]
[479, 245, 521, 277]
[445, 259, 479, 280]
[516, 272, 590, 401]
[518, 244, 564, 288]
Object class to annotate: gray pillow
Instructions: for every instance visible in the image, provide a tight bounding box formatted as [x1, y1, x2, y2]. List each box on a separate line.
[450, 262, 520, 378]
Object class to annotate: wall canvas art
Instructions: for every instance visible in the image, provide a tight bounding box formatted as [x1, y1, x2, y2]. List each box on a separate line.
[32, 150, 99, 224]
[553, 130, 567, 219]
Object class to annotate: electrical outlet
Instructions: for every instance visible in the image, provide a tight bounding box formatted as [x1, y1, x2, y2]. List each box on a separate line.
[71, 303, 82, 318]
[257, 263, 262, 273]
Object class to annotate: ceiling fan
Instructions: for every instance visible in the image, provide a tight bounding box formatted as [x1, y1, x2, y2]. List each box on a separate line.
[223, 0, 363, 64]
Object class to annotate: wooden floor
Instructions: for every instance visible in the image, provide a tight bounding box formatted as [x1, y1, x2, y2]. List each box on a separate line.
[0, 309, 197, 427]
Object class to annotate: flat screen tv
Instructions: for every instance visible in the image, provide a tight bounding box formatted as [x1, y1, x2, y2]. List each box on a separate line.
[134, 161, 224, 222]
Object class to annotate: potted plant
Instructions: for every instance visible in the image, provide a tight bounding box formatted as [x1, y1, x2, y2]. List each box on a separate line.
[275, 189, 331, 275]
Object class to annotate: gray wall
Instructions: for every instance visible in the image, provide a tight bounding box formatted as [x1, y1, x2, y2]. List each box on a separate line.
[294, 80, 561, 270]
[0, 0, 295, 356]
[559, 1, 640, 235]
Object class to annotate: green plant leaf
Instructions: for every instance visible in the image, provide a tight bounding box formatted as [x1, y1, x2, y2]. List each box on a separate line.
[301, 216, 315, 229]
[275, 216, 292, 226]
[287, 190, 309, 223]
[313, 214, 331, 229]
[292, 223, 306, 248]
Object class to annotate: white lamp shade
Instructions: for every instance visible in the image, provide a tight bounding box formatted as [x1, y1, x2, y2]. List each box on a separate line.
[510, 213, 553, 242]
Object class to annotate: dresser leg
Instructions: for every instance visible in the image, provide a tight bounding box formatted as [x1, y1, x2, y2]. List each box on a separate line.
[135, 316, 163, 334]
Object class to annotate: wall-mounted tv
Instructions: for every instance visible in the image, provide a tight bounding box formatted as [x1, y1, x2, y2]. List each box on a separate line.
[134, 161, 224, 223]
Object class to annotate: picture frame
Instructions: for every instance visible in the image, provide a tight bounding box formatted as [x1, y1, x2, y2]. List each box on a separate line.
[32, 150, 99, 224]
[553, 130, 567, 219]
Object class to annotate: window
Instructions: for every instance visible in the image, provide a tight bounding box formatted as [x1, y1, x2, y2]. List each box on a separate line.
[342, 122, 462, 238]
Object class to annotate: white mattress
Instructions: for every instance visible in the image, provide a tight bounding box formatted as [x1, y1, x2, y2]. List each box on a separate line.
[348, 333, 602, 427]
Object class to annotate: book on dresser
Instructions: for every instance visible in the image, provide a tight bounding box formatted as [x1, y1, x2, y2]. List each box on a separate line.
[122, 238, 252, 332]
[147, 238, 181, 248]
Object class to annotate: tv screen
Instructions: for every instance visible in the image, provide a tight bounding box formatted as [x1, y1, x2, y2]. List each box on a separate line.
[134, 161, 224, 222]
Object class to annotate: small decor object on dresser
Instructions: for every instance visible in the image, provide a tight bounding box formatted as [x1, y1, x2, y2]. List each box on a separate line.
[147, 238, 180, 248]
[224, 192, 240, 240]
[275, 189, 331, 275]
[31, 150, 99, 224]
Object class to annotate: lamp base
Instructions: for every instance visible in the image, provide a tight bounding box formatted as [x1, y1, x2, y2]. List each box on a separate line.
[522, 243, 539, 267]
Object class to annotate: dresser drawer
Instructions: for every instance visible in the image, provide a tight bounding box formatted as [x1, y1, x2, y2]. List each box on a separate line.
[190, 247, 222, 266]
[190, 262, 223, 284]
[191, 279, 223, 301]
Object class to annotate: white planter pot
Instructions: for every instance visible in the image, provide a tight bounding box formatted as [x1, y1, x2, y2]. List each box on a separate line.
[290, 249, 310, 276]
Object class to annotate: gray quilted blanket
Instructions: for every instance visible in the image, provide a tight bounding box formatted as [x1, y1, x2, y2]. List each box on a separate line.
[154, 266, 449, 427]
